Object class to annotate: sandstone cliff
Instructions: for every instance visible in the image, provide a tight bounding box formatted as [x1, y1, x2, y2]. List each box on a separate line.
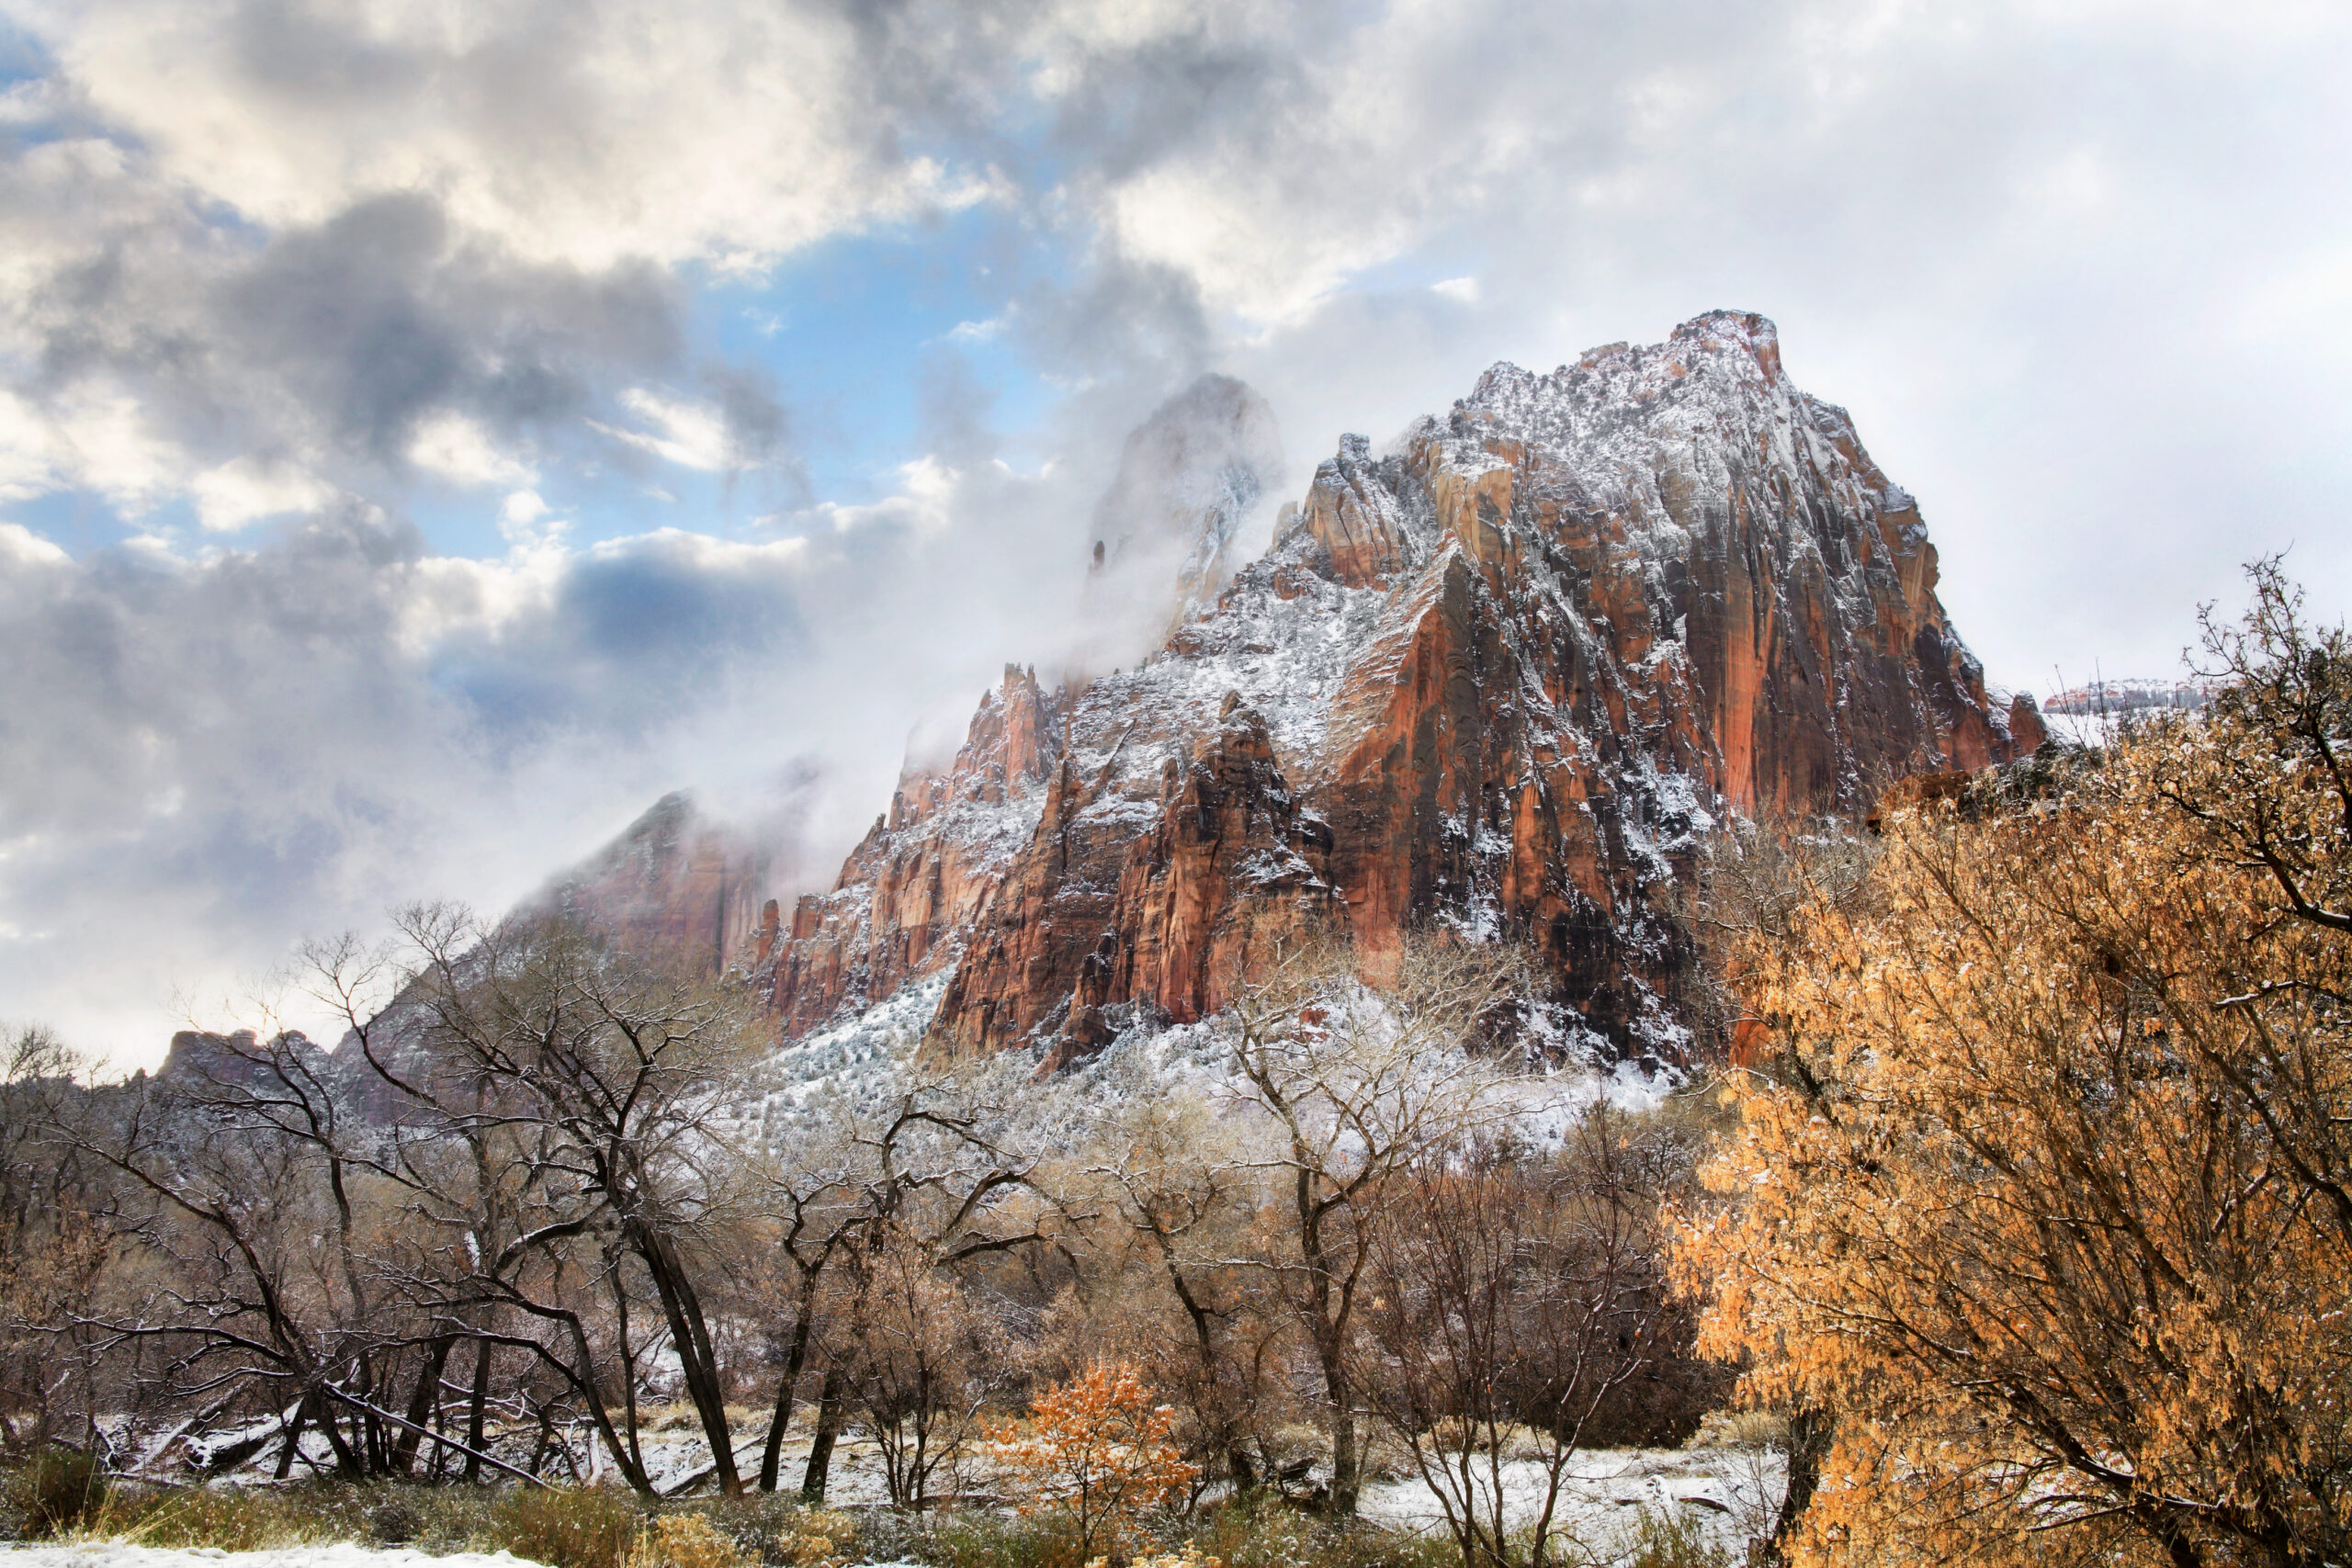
[529, 791, 771, 979]
[759, 310, 2039, 1066]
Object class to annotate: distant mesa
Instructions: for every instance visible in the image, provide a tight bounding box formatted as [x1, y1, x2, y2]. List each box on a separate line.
[2043, 678, 2207, 716]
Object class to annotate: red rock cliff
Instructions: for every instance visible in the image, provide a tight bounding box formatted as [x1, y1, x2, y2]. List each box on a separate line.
[758, 311, 2042, 1066]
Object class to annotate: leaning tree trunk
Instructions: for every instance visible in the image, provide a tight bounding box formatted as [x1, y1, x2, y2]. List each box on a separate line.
[633, 1224, 742, 1495]
[799, 1360, 850, 1503]
[759, 1268, 824, 1491]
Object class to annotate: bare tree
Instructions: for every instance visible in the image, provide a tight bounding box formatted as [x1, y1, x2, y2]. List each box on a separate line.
[1362, 1116, 1681, 1568]
[395, 907, 765, 1494]
[1218, 930, 1521, 1515]
[1084, 1083, 1283, 1495]
[777, 1069, 1061, 1503]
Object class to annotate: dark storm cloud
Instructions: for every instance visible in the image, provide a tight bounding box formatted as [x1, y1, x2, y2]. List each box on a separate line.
[33, 189, 695, 476]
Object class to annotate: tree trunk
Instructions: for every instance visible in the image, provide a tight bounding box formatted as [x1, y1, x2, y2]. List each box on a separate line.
[800, 1361, 849, 1503]
[274, 1398, 308, 1480]
[759, 1270, 822, 1491]
[635, 1226, 741, 1495]
[1327, 1393, 1358, 1515]
[1767, 1406, 1831, 1562]
[392, 1337, 453, 1476]
[461, 1339, 494, 1483]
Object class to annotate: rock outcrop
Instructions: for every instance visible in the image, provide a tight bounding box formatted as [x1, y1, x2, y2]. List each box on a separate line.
[1080, 374, 1286, 661]
[529, 792, 771, 978]
[754, 310, 2041, 1067]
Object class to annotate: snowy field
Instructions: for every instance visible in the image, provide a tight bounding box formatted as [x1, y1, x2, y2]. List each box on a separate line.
[0, 1441, 1782, 1567]
[1363, 1445, 1784, 1560]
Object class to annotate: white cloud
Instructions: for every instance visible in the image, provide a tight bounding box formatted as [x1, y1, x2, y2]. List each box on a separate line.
[190, 457, 336, 532]
[9, 0, 978, 274]
[409, 411, 537, 488]
[1430, 276, 1479, 303]
[593, 388, 736, 471]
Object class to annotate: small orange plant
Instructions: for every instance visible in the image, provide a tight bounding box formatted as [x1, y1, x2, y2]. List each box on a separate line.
[988, 1361, 1199, 1560]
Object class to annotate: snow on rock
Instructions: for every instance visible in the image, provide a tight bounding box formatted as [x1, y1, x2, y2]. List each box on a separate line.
[749, 310, 2033, 1077]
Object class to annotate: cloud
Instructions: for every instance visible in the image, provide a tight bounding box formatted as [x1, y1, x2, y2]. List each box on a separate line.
[409, 412, 537, 489]
[595, 389, 737, 473]
[191, 457, 338, 531]
[0, 0, 2348, 1066]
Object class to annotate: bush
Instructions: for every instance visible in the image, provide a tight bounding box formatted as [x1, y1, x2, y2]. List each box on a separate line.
[988, 1363, 1197, 1561]
[1617, 1505, 1728, 1568]
[493, 1483, 645, 1568]
[1190, 1499, 1453, 1568]
[631, 1512, 750, 1568]
[6, 1444, 110, 1538]
[925, 1509, 1091, 1568]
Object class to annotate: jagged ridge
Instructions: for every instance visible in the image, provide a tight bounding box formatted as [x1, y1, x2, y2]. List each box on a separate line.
[748, 310, 2041, 1066]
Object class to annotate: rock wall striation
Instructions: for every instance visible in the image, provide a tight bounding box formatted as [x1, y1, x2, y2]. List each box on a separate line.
[750, 311, 2041, 1065]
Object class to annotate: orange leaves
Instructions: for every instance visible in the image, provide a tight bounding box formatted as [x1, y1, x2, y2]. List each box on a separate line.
[1675, 689, 2352, 1566]
[988, 1361, 1199, 1558]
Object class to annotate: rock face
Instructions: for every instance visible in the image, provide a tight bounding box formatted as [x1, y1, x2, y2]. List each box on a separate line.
[1080, 374, 1286, 660]
[760, 666, 1064, 1035]
[530, 792, 771, 978]
[756, 311, 2041, 1066]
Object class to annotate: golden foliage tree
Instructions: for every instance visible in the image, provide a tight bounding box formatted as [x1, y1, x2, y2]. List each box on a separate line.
[1678, 564, 2352, 1568]
[988, 1361, 1198, 1559]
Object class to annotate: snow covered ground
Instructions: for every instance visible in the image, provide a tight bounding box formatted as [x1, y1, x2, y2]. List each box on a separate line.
[1363, 1445, 1785, 1559]
[3, 1442, 1783, 1566]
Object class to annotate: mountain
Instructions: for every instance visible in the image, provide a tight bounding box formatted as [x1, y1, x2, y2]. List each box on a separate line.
[525, 791, 772, 979]
[741, 310, 2043, 1068]
[1080, 373, 1286, 655]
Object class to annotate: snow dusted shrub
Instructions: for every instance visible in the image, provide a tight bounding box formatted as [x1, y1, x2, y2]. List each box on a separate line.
[1112, 1544, 1225, 1568]
[780, 1506, 857, 1568]
[988, 1361, 1198, 1561]
[4, 1443, 108, 1538]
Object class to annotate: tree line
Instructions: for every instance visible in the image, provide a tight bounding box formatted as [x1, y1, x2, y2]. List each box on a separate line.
[0, 914, 1718, 1550]
[7, 561, 2347, 1568]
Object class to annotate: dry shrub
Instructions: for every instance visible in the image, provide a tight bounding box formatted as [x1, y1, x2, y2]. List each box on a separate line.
[988, 1362, 1197, 1560]
[925, 1508, 1091, 1568]
[126, 1486, 334, 1551]
[1617, 1505, 1728, 1568]
[1110, 1545, 1224, 1568]
[781, 1506, 857, 1568]
[493, 1484, 643, 1568]
[6, 1444, 107, 1538]
[629, 1511, 749, 1568]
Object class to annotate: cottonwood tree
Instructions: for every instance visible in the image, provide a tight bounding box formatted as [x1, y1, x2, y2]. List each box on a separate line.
[394, 907, 765, 1494]
[1082, 1082, 1286, 1495]
[67, 1023, 442, 1481]
[1679, 566, 2352, 1568]
[1218, 930, 1522, 1515]
[1362, 1115, 1690, 1568]
[0, 1026, 112, 1459]
[778, 1069, 1061, 1503]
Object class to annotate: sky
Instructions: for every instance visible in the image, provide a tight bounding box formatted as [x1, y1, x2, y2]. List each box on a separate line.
[1, 0, 2348, 1066]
